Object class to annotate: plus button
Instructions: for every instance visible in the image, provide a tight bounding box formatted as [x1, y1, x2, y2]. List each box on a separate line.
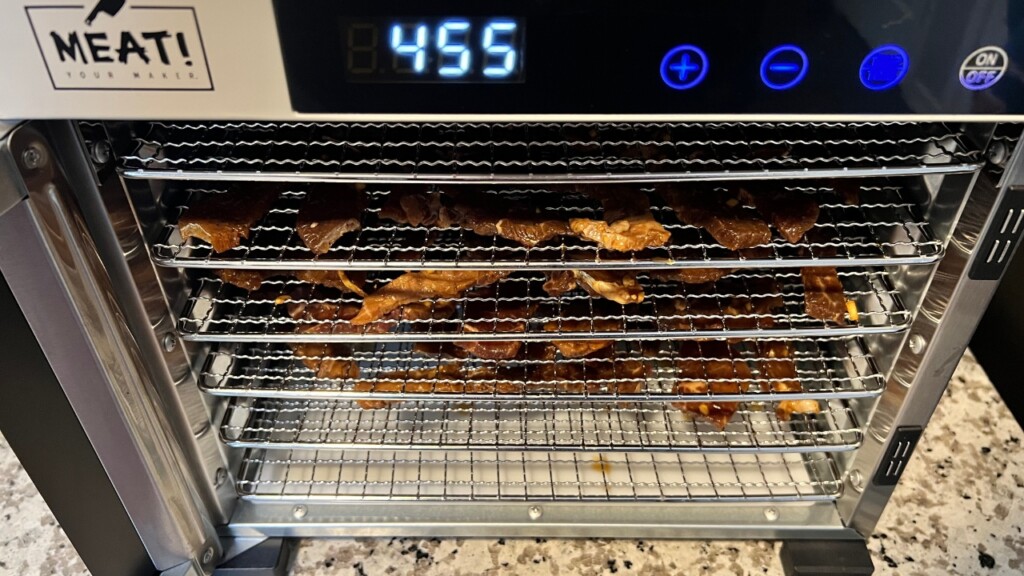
[659, 45, 709, 90]
[669, 53, 701, 83]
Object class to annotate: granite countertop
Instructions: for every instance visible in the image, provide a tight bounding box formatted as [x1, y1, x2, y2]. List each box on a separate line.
[3, 350, 1023, 575]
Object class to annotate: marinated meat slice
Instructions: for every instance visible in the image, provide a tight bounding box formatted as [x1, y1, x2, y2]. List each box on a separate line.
[292, 270, 368, 297]
[216, 269, 366, 296]
[801, 267, 847, 324]
[670, 341, 751, 429]
[216, 269, 273, 291]
[438, 191, 571, 247]
[453, 301, 538, 360]
[569, 216, 670, 252]
[287, 302, 369, 335]
[568, 185, 670, 252]
[541, 270, 644, 304]
[650, 268, 735, 285]
[585, 358, 646, 395]
[290, 342, 360, 380]
[529, 361, 585, 393]
[739, 187, 819, 244]
[528, 353, 646, 395]
[178, 185, 278, 252]
[350, 270, 508, 325]
[661, 186, 771, 250]
[757, 341, 820, 420]
[543, 318, 618, 358]
[665, 280, 784, 333]
[542, 271, 577, 297]
[573, 270, 644, 305]
[296, 185, 366, 255]
[354, 365, 522, 409]
[283, 296, 453, 336]
[378, 187, 443, 226]
[412, 341, 473, 359]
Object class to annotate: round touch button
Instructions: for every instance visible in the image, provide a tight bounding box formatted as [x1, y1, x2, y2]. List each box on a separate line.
[960, 46, 1008, 91]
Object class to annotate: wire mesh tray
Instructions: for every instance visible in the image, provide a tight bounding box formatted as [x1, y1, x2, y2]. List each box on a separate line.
[220, 397, 860, 453]
[152, 184, 944, 270]
[177, 269, 911, 342]
[200, 338, 885, 402]
[235, 449, 843, 502]
[117, 121, 982, 183]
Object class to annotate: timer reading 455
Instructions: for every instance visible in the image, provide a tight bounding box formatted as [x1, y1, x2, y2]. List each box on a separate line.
[347, 19, 521, 80]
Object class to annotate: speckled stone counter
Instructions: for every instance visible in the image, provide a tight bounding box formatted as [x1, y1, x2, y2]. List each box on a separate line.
[2, 350, 1022, 576]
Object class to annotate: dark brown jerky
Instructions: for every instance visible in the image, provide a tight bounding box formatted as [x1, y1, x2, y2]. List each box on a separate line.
[661, 186, 771, 250]
[179, 184, 279, 252]
[296, 185, 366, 254]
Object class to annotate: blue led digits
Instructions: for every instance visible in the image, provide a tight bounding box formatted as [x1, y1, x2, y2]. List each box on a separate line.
[390, 24, 428, 73]
[859, 45, 909, 91]
[660, 45, 708, 90]
[437, 20, 471, 77]
[482, 21, 518, 78]
[760, 45, 808, 90]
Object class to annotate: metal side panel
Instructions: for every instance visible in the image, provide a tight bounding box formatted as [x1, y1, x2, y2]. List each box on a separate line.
[0, 124, 220, 573]
[0, 269, 155, 576]
[837, 129, 1024, 534]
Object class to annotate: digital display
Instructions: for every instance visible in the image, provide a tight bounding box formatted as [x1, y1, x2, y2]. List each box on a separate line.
[344, 17, 525, 82]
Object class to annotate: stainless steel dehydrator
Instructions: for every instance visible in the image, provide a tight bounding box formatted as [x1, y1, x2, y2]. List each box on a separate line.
[1, 1, 1023, 575]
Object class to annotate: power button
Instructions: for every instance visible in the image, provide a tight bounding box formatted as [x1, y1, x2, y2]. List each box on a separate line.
[960, 46, 1009, 91]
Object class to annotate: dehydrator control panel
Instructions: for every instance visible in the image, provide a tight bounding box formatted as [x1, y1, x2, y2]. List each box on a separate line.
[274, 0, 1024, 114]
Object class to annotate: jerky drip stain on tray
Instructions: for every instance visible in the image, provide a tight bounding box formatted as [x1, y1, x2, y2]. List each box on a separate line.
[568, 185, 671, 252]
[296, 184, 367, 254]
[178, 184, 279, 253]
[660, 185, 771, 250]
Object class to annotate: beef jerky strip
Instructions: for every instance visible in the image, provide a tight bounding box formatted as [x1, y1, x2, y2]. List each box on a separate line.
[296, 185, 367, 255]
[663, 277, 784, 333]
[350, 270, 508, 325]
[670, 340, 751, 429]
[178, 184, 279, 253]
[215, 269, 367, 297]
[541, 270, 645, 305]
[660, 186, 771, 250]
[543, 318, 619, 358]
[739, 187, 819, 244]
[756, 341, 820, 420]
[378, 187, 443, 226]
[568, 185, 671, 252]
[284, 297, 454, 336]
[354, 366, 523, 409]
[437, 188, 571, 247]
[650, 268, 735, 285]
[801, 267, 847, 324]
[453, 301, 539, 360]
[290, 341, 360, 381]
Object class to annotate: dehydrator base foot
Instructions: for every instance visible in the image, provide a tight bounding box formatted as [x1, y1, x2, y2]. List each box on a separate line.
[213, 538, 296, 576]
[780, 539, 874, 576]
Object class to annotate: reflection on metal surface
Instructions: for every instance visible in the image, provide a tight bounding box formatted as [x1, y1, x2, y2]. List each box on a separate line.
[838, 126, 1024, 535]
[0, 124, 220, 570]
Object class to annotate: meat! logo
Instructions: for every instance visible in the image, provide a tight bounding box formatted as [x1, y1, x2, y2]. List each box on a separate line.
[26, 0, 213, 90]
